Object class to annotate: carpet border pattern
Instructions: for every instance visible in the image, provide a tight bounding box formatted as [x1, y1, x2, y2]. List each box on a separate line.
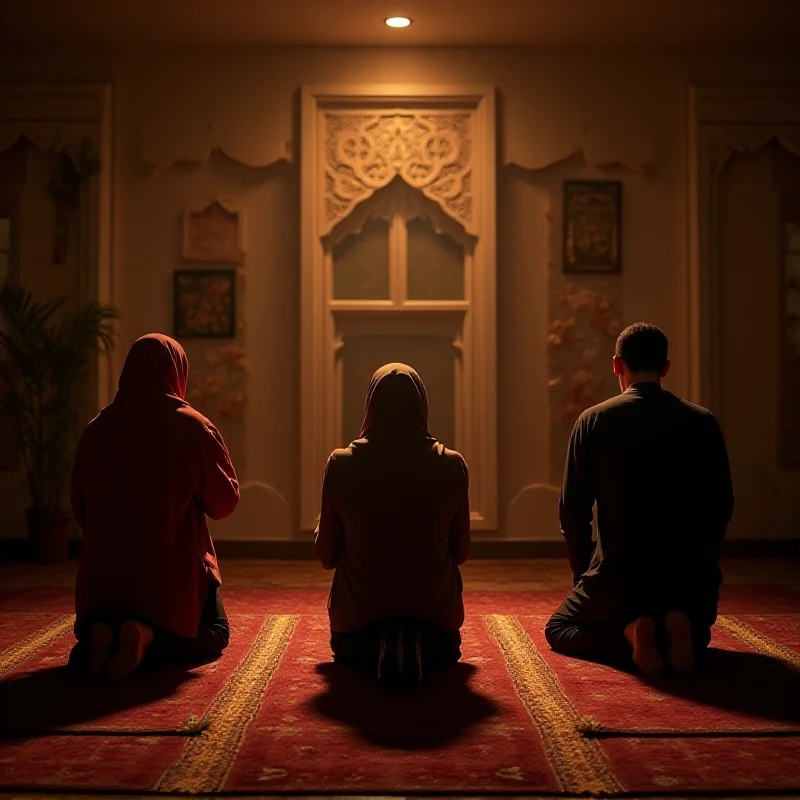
[574, 614, 800, 738]
[485, 613, 625, 795]
[0, 614, 74, 678]
[716, 614, 800, 669]
[155, 614, 299, 793]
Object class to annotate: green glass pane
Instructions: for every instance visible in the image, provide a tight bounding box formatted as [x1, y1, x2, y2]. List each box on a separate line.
[332, 217, 390, 300]
[406, 217, 464, 301]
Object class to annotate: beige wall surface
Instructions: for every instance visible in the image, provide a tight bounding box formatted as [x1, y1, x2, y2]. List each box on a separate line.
[0, 45, 797, 540]
[718, 144, 799, 541]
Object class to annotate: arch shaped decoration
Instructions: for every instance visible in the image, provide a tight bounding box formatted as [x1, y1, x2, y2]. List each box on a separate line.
[323, 111, 473, 236]
[322, 174, 477, 253]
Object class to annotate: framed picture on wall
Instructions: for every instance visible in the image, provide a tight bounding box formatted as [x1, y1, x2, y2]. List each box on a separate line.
[563, 181, 622, 273]
[173, 269, 236, 338]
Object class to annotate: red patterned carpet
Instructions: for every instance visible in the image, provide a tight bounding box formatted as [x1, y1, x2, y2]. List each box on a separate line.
[0, 587, 798, 794]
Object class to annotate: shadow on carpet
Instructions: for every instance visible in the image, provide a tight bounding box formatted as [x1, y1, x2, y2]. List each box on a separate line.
[569, 648, 800, 725]
[309, 660, 499, 749]
[517, 614, 800, 738]
[656, 648, 800, 726]
[0, 661, 212, 741]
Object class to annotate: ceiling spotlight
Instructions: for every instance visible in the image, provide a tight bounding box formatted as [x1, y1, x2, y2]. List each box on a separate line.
[385, 16, 412, 28]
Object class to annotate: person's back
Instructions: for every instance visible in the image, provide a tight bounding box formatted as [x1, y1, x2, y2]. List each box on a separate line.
[548, 323, 734, 678]
[76, 393, 232, 629]
[321, 437, 468, 632]
[72, 334, 239, 679]
[314, 363, 470, 682]
[574, 384, 730, 601]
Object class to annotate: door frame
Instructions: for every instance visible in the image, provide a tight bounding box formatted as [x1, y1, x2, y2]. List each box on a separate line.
[687, 86, 800, 412]
[299, 84, 497, 531]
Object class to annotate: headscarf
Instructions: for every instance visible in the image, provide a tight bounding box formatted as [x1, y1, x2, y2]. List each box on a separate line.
[116, 334, 189, 403]
[358, 362, 433, 442]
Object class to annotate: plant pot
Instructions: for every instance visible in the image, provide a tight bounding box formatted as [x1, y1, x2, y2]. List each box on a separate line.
[25, 509, 72, 564]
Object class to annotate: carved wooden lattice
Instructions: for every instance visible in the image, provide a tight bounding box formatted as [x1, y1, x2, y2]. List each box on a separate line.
[324, 112, 473, 232]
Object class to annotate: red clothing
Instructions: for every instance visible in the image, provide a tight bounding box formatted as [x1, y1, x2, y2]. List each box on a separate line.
[315, 363, 470, 634]
[71, 334, 239, 638]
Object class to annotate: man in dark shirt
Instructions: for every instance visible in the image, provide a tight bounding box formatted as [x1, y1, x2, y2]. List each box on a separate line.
[545, 323, 734, 677]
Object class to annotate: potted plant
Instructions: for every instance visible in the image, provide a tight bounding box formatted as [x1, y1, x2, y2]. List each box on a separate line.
[0, 284, 118, 562]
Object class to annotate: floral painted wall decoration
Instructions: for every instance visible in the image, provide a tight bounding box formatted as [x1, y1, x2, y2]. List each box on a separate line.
[548, 281, 622, 424]
[546, 193, 623, 482]
[188, 344, 249, 423]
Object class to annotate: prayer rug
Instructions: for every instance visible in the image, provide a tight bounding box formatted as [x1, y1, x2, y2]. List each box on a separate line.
[512, 613, 800, 738]
[0, 587, 798, 794]
[0, 612, 291, 736]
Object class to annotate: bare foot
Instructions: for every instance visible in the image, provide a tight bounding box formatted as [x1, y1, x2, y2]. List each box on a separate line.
[664, 611, 696, 675]
[89, 623, 114, 678]
[108, 620, 154, 681]
[624, 616, 665, 678]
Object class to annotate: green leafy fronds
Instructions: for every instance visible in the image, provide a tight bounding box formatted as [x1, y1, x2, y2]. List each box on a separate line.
[0, 284, 119, 515]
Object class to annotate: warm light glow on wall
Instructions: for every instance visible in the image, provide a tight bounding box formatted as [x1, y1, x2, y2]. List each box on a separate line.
[385, 16, 412, 28]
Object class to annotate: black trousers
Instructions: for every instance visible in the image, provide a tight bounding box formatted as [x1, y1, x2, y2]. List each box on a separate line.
[70, 583, 230, 670]
[331, 621, 462, 670]
[544, 590, 714, 664]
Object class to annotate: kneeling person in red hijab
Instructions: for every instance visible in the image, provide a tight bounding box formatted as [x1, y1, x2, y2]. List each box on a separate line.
[69, 334, 240, 680]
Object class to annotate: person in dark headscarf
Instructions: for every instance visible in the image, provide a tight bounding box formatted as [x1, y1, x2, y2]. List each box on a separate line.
[314, 363, 471, 685]
[69, 334, 239, 680]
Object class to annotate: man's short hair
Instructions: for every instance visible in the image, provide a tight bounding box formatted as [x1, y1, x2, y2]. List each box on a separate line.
[614, 323, 669, 373]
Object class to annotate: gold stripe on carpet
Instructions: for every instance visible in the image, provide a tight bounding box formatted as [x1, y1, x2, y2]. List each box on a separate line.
[0, 614, 74, 678]
[486, 614, 624, 795]
[155, 614, 299, 793]
[716, 615, 800, 670]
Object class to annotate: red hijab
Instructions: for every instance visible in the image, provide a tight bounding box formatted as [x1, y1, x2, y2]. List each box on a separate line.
[72, 333, 239, 638]
[116, 333, 189, 403]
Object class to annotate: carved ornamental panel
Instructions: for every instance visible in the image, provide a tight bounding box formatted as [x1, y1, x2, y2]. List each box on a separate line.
[324, 112, 473, 234]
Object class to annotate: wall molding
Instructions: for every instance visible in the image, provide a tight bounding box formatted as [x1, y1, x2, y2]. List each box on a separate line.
[0, 84, 115, 414]
[687, 86, 800, 411]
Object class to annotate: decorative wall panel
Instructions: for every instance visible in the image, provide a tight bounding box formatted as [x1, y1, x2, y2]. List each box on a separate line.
[323, 112, 473, 234]
[301, 86, 497, 531]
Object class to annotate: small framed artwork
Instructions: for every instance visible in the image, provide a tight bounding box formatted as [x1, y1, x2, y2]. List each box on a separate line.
[182, 199, 246, 263]
[563, 181, 622, 273]
[173, 269, 236, 339]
